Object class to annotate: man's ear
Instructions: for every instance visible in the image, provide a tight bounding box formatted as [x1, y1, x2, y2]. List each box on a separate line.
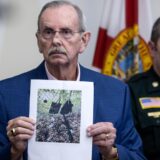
[36, 32, 43, 53]
[79, 32, 91, 53]
[148, 41, 157, 58]
[148, 41, 157, 51]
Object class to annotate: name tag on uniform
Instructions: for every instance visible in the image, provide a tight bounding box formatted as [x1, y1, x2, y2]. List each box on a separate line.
[139, 97, 160, 109]
[148, 111, 160, 118]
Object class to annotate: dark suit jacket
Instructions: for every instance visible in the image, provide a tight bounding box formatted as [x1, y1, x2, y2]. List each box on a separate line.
[0, 62, 146, 160]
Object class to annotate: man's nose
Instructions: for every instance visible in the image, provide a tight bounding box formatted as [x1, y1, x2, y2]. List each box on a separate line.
[52, 32, 62, 45]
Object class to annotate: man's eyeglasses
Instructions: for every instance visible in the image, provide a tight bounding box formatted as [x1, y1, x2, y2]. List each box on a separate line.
[39, 28, 83, 40]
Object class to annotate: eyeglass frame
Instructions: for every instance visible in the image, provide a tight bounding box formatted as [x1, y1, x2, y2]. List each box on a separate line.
[37, 27, 84, 40]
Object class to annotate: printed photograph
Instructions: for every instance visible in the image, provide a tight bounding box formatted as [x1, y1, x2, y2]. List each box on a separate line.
[36, 89, 81, 143]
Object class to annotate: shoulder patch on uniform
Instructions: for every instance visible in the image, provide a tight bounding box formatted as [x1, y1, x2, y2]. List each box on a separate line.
[139, 97, 160, 109]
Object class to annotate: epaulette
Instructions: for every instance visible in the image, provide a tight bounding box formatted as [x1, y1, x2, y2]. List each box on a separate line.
[127, 70, 150, 83]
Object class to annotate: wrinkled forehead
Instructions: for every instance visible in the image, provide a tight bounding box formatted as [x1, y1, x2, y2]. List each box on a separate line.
[39, 5, 80, 29]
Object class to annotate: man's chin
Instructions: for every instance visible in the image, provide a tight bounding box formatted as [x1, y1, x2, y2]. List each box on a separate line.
[47, 60, 69, 67]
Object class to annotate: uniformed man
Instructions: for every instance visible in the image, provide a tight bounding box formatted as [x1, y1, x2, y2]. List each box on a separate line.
[127, 17, 160, 160]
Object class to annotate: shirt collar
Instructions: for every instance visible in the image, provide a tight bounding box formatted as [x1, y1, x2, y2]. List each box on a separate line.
[44, 62, 80, 81]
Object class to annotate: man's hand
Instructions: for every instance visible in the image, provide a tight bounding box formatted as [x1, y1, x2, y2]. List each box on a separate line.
[7, 116, 35, 160]
[87, 122, 117, 159]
